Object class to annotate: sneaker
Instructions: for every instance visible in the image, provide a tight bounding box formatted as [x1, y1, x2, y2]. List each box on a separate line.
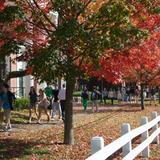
[3, 126, 8, 132]
[28, 119, 32, 124]
[37, 121, 42, 125]
[7, 126, 12, 131]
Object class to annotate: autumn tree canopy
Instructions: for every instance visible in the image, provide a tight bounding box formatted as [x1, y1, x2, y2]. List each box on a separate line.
[87, 1, 160, 109]
[16, 0, 154, 145]
[0, 0, 159, 144]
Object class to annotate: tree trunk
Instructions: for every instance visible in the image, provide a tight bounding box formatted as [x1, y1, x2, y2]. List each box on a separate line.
[58, 77, 61, 89]
[64, 76, 76, 145]
[158, 87, 160, 105]
[140, 83, 144, 110]
[0, 58, 6, 82]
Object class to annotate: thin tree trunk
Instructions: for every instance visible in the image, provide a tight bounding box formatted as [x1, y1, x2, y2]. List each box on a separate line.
[0, 58, 6, 82]
[58, 77, 61, 89]
[158, 87, 160, 104]
[64, 76, 75, 145]
[140, 83, 144, 110]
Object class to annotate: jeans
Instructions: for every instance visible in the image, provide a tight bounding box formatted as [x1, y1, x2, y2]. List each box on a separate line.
[60, 100, 66, 119]
[52, 102, 62, 118]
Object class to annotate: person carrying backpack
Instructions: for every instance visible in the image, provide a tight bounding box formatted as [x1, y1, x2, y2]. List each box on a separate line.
[81, 87, 89, 112]
[51, 84, 61, 120]
[28, 86, 38, 123]
[91, 86, 100, 112]
[0, 83, 16, 131]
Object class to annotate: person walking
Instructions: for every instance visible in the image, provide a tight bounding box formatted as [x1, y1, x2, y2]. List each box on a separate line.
[81, 87, 89, 112]
[150, 88, 157, 106]
[126, 87, 131, 103]
[117, 89, 122, 103]
[28, 86, 38, 123]
[0, 84, 15, 131]
[102, 88, 108, 105]
[91, 86, 100, 112]
[37, 89, 50, 124]
[135, 86, 140, 104]
[52, 85, 61, 120]
[44, 83, 53, 111]
[108, 89, 114, 105]
[58, 84, 66, 121]
[45, 83, 53, 100]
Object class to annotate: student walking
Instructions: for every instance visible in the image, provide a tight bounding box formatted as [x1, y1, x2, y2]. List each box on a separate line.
[58, 84, 66, 121]
[117, 90, 122, 103]
[0, 84, 15, 131]
[52, 85, 61, 120]
[28, 86, 38, 123]
[134, 87, 140, 104]
[102, 88, 108, 105]
[91, 86, 100, 112]
[108, 89, 114, 105]
[45, 83, 53, 111]
[37, 89, 50, 124]
[44, 83, 53, 100]
[81, 87, 89, 112]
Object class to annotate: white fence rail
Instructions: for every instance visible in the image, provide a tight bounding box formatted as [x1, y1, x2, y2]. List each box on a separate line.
[86, 111, 160, 160]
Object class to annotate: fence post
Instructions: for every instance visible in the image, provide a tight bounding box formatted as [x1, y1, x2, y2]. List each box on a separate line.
[141, 116, 150, 158]
[91, 137, 104, 155]
[151, 112, 159, 144]
[121, 123, 132, 157]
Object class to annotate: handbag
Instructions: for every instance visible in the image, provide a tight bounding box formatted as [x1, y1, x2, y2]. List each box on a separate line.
[47, 104, 52, 110]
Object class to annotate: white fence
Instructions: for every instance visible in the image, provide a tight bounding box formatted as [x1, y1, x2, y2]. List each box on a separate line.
[86, 111, 160, 160]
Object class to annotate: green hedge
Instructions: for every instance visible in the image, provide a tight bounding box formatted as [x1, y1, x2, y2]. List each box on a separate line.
[14, 97, 30, 110]
[73, 91, 81, 97]
[73, 91, 91, 97]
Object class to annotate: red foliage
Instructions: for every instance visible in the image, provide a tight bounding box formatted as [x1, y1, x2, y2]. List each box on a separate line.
[0, 39, 5, 47]
[87, 2, 160, 85]
[26, 66, 33, 74]
[89, 31, 160, 85]
[0, 1, 5, 12]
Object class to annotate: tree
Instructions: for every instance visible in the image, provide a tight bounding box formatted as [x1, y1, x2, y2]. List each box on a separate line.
[16, 0, 149, 145]
[86, 1, 160, 110]
[0, 0, 28, 82]
[89, 33, 160, 110]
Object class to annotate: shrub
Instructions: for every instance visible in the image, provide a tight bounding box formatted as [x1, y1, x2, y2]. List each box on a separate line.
[73, 91, 81, 97]
[73, 91, 92, 97]
[14, 97, 30, 110]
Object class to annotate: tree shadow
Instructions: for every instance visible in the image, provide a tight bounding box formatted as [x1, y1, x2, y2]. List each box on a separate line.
[73, 104, 142, 115]
[0, 138, 59, 160]
[11, 112, 37, 124]
[0, 139, 38, 159]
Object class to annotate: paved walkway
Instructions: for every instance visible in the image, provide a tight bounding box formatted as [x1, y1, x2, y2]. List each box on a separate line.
[0, 119, 63, 134]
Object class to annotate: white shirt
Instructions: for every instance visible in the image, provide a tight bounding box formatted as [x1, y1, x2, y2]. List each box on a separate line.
[58, 89, 66, 100]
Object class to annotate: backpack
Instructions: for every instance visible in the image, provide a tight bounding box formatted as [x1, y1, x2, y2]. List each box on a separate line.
[7, 91, 16, 110]
[91, 91, 97, 100]
[81, 92, 89, 100]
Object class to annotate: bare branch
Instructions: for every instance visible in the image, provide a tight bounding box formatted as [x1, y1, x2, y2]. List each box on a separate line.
[32, 0, 57, 30]
[5, 70, 27, 82]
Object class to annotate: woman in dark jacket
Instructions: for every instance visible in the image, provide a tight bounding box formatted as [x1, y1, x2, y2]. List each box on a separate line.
[81, 87, 89, 112]
[29, 86, 38, 123]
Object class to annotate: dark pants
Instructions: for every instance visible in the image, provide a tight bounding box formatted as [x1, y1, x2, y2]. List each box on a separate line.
[103, 96, 107, 104]
[111, 98, 114, 105]
[60, 100, 66, 119]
